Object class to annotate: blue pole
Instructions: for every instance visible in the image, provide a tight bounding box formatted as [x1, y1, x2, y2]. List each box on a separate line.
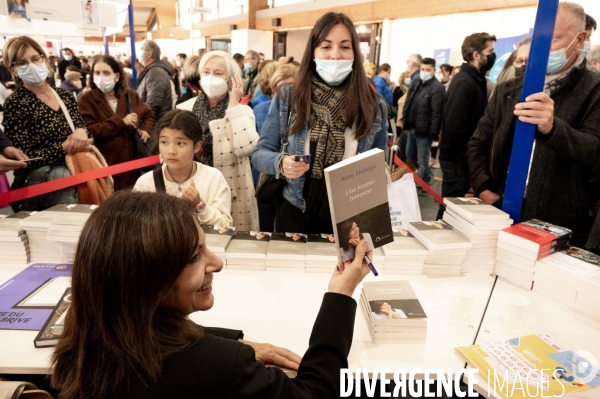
[128, 0, 137, 88]
[102, 27, 109, 55]
[501, 0, 559, 222]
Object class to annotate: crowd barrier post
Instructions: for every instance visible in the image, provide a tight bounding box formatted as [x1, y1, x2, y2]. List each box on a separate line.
[128, 0, 137, 88]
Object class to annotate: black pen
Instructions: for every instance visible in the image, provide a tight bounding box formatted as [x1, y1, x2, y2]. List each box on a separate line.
[363, 254, 378, 276]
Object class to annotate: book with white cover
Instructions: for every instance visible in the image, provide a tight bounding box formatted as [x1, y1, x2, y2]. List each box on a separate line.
[201, 224, 236, 253]
[382, 230, 428, 256]
[324, 148, 393, 263]
[266, 233, 307, 263]
[361, 280, 427, 327]
[498, 219, 571, 259]
[225, 231, 270, 259]
[408, 221, 471, 251]
[444, 197, 510, 221]
[306, 234, 338, 263]
[535, 247, 600, 282]
[0, 211, 34, 236]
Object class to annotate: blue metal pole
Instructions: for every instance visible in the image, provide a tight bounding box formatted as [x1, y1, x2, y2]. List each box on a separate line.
[102, 27, 109, 55]
[128, 0, 137, 88]
[501, 0, 559, 222]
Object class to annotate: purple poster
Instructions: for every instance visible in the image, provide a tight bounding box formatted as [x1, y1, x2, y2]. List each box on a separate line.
[0, 263, 72, 331]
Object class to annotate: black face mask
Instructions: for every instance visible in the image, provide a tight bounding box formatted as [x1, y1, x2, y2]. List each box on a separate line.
[479, 52, 497, 73]
[515, 65, 526, 78]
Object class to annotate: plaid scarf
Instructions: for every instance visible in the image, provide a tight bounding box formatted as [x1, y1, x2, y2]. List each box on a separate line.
[309, 77, 348, 179]
[192, 92, 229, 167]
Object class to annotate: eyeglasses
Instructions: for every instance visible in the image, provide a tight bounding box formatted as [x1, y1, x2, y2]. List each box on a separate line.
[514, 58, 528, 67]
[13, 55, 44, 70]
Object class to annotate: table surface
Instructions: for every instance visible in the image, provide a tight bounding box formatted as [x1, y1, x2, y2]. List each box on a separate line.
[467, 278, 600, 398]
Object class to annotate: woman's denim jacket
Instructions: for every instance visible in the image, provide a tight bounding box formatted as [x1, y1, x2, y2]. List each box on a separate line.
[252, 84, 389, 212]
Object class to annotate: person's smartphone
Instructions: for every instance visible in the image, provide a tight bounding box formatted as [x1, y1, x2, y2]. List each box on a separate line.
[293, 155, 312, 164]
[22, 157, 44, 163]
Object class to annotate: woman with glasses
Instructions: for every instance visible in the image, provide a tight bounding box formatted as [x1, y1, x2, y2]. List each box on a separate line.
[178, 50, 259, 231]
[2, 36, 92, 211]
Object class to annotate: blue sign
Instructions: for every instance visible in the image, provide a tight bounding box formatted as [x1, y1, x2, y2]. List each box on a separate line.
[489, 32, 531, 83]
[433, 49, 450, 66]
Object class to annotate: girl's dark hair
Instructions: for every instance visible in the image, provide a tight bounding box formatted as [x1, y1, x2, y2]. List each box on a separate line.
[150, 109, 203, 153]
[90, 55, 125, 97]
[339, 218, 363, 252]
[369, 300, 386, 315]
[51, 191, 202, 399]
[440, 64, 453, 74]
[289, 12, 378, 140]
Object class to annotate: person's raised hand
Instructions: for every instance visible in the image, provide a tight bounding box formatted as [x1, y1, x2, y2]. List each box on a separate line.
[239, 339, 302, 371]
[328, 240, 371, 297]
[281, 155, 310, 179]
[182, 177, 201, 205]
[514, 92, 555, 134]
[229, 74, 244, 107]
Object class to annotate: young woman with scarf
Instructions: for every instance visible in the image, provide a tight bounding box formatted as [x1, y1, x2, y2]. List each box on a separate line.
[252, 12, 388, 234]
[178, 50, 259, 231]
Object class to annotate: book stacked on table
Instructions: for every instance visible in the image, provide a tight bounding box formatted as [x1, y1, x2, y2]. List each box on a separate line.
[575, 269, 600, 322]
[0, 212, 33, 266]
[225, 231, 271, 271]
[359, 280, 427, 344]
[201, 225, 236, 263]
[496, 219, 572, 290]
[533, 247, 600, 308]
[408, 221, 471, 275]
[19, 206, 76, 263]
[46, 205, 97, 262]
[381, 230, 428, 275]
[305, 234, 338, 273]
[442, 198, 512, 274]
[266, 232, 306, 272]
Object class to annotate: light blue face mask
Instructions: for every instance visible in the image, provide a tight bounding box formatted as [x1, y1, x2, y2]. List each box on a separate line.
[64, 55, 73, 62]
[583, 41, 591, 56]
[18, 63, 48, 86]
[419, 71, 432, 82]
[314, 59, 353, 86]
[243, 62, 253, 70]
[546, 34, 579, 75]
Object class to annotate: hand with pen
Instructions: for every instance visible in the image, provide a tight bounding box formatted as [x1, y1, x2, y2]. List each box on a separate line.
[329, 240, 372, 297]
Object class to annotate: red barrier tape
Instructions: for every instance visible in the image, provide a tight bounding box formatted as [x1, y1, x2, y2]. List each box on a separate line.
[393, 154, 445, 207]
[0, 155, 160, 204]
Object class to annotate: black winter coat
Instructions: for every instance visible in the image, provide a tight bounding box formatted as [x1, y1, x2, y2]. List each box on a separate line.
[439, 63, 488, 166]
[468, 59, 600, 246]
[402, 77, 446, 139]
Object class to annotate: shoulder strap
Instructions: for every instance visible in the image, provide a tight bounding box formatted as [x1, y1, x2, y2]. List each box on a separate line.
[126, 88, 132, 114]
[50, 88, 75, 132]
[280, 86, 292, 153]
[153, 167, 167, 192]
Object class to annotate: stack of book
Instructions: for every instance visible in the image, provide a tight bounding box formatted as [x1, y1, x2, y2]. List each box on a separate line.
[201, 225, 236, 263]
[442, 198, 512, 274]
[225, 231, 270, 271]
[381, 230, 428, 275]
[408, 221, 471, 275]
[534, 247, 600, 308]
[496, 219, 572, 290]
[266, 232, 306, 272]
[575, 269, 600, 322]
[20, 208, 69, 263]
[46, 205, 97, 262]
[0, 212, 32, 267]
[305, 234, 338, 273]
[359, 280, 427, 344]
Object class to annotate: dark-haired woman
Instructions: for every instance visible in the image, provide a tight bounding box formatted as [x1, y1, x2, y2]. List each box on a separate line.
[51, 190, 372, 398]
[78, 55, 155, 191]
[338, 219, 374, 262]
[252, 12, 388, 234]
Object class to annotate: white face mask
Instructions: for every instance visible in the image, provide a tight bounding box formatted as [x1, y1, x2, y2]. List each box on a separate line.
[176, 60, 182, 68]
[94, 75, 116, 93]
[403, 77, 412, 86]
[314, 59, 353, 86]
[17, 63, 48, 86]
[583, 41, 591, 56]
[201, 74, 229, 98]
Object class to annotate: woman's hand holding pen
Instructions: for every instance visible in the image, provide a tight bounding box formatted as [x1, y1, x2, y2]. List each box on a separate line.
[328, 240, 370, 297]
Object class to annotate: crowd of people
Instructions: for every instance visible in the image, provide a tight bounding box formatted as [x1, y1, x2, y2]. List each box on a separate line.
[0, 1, 599, 397]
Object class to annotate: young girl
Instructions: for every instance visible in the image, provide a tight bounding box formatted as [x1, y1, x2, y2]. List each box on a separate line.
[134, 109, 233, 227]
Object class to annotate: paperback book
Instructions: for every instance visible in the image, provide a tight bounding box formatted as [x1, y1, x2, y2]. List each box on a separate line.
[266, 232, 307, 269]
[34, 287, 71, 348]
[200, 224, 236, 254]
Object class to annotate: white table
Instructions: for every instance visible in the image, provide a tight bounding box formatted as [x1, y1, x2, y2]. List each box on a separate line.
[0, 266, 496, 377]
[466, 278, 600, 398]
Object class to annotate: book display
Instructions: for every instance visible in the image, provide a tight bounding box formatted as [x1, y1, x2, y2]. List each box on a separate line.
[496, 220, 572, 290]
[324, 148, 393, 274]
[360, 280, 427, 343]
[34, 287, 71, 348]
[265, 233, 307, 272]
[456, 333, 600, 398]
[381, 230, 428, 275]
[305, 234, 338, 273]
[575, 269, 600, 322]
[408, 221, 471, 275]
[46, 205, 97, 263]
[225, 231, 270, 271]
[442, 197, 512, 274]
[201, 225, 236, 263]
[533, 247, 600, 308]
[0, 212, 33, 267]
